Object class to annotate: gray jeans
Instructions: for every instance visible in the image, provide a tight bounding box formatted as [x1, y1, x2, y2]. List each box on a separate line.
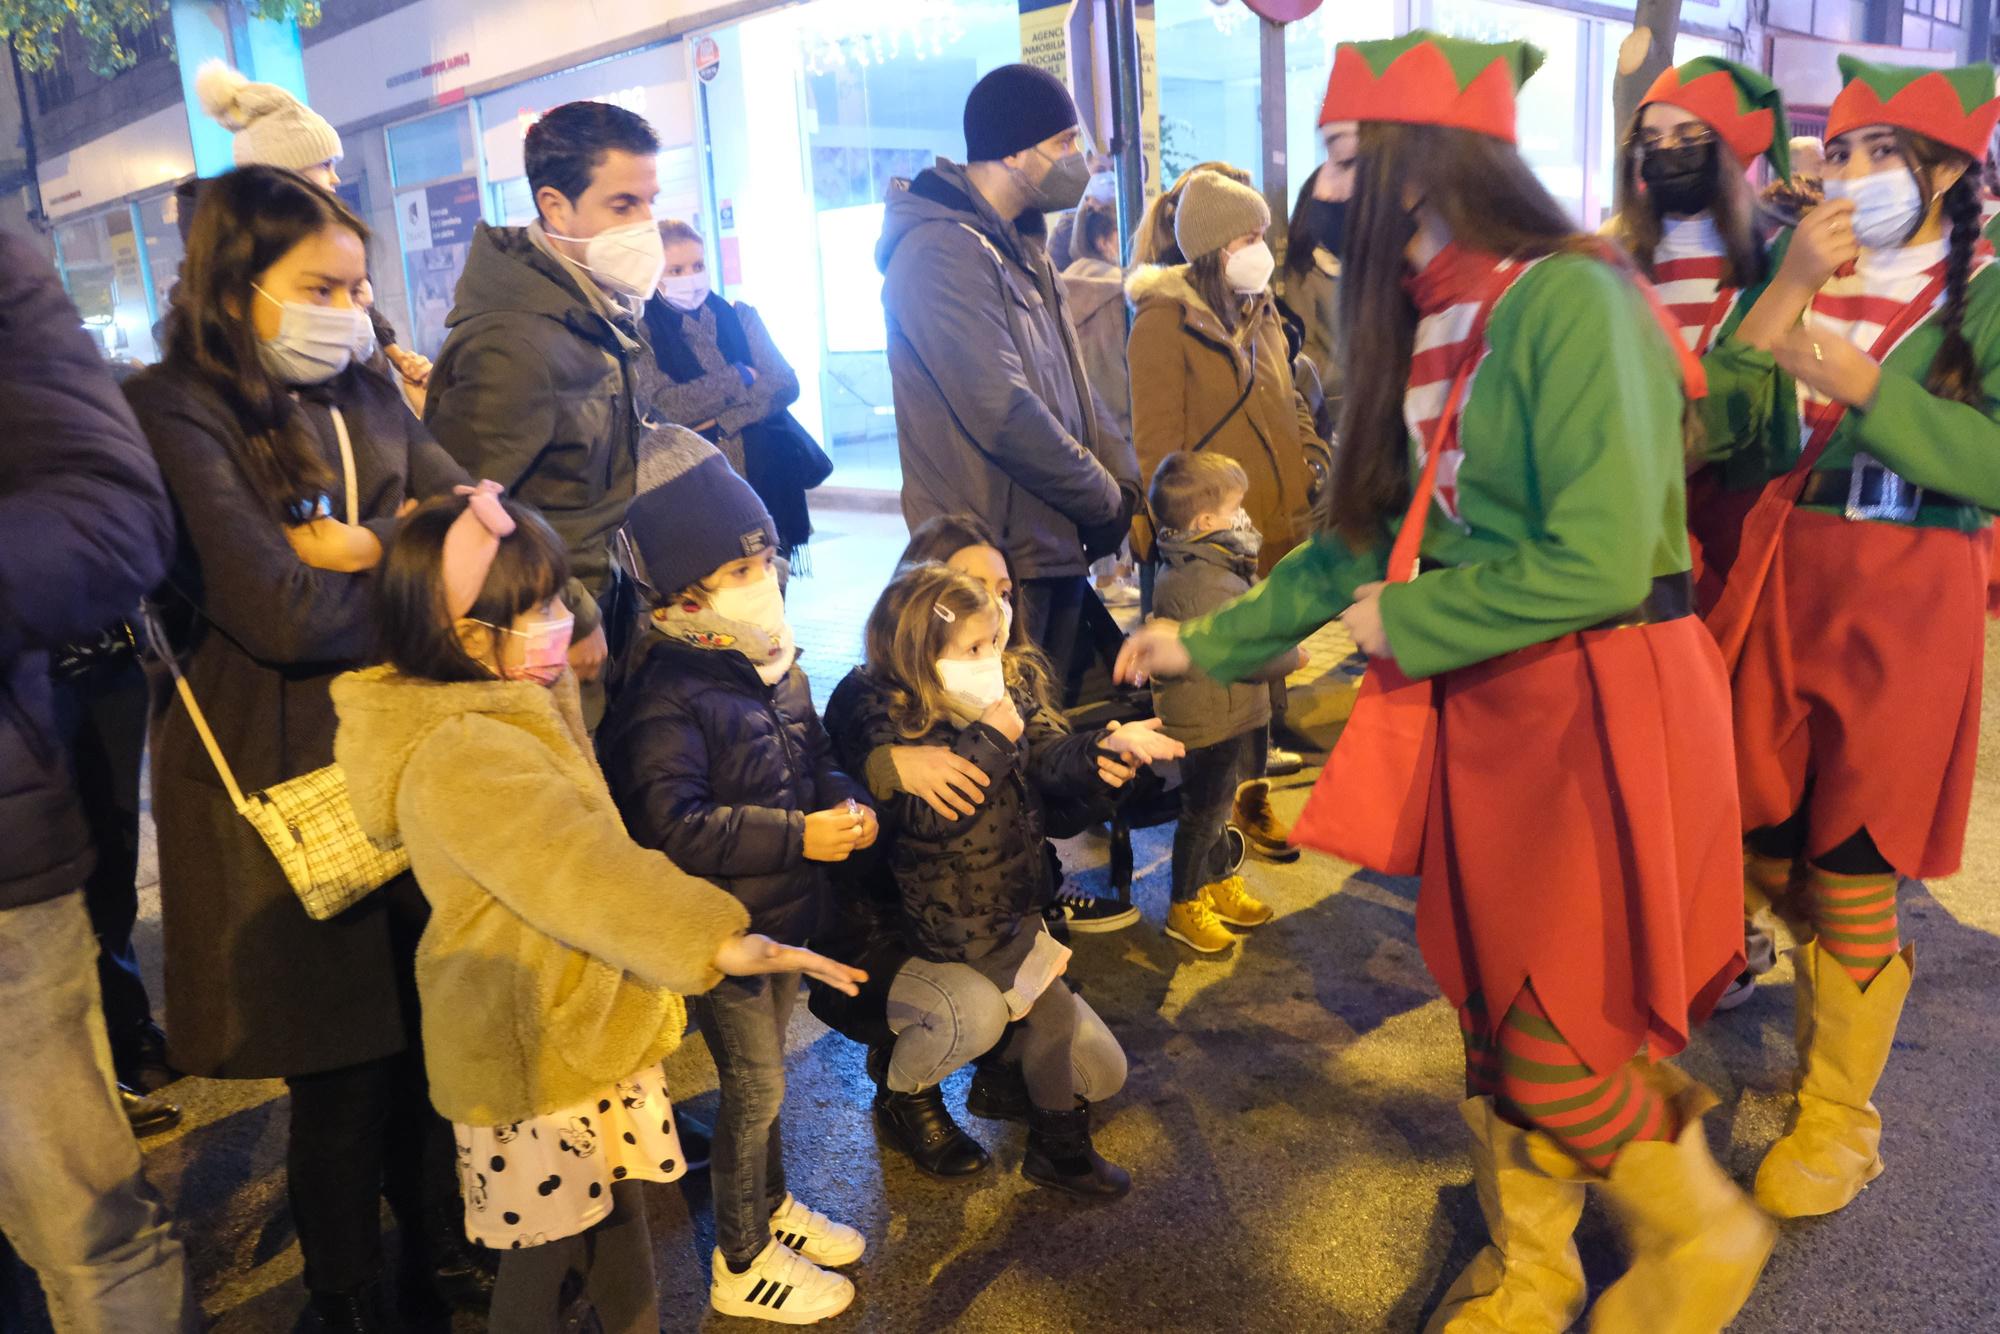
[0, 892, 193, 1332]
[884, 956, 1126, 1102]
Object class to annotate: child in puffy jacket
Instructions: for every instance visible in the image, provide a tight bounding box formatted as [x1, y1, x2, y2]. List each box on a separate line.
[832, 561, 1182, 1201]
[331, 485, 862, 1334]
[597, 433, 873, 1326]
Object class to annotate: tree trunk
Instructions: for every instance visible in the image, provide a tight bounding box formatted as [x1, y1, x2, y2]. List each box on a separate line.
[1611, 0, 1687, 212]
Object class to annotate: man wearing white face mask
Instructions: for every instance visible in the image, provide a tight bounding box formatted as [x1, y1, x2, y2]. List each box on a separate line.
[427, 101, 665, 726]
[879, 63, 1140, 707]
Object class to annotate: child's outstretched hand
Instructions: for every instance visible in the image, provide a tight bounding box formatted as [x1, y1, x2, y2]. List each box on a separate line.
[1101, 717, 1186, 768]
[713, 933, 867, 996]
[803, 801, 870, 861]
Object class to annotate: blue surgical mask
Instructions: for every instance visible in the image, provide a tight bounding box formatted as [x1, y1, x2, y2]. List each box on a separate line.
[1823, 168, 1925, 251]
[253, 285, 375, 384]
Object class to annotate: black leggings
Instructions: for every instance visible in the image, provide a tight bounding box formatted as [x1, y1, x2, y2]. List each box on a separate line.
[487, 1183, 656, 1334]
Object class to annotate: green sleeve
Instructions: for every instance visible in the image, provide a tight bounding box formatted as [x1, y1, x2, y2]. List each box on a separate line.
[1376, 261, 1673, 679]
[1693, 229, 1795, 471]
[1179, 528, 1385, 684]
[1851, 269, 2000, 511]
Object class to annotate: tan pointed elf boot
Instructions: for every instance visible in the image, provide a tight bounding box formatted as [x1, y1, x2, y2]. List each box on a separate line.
[1754, 942, 1915, 1218]
[1422, 1098, 1587, 1334]
[1588, 1065, 1775, 1334]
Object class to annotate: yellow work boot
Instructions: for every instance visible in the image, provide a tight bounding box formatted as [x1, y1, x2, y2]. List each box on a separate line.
[1231, 779, 1299, 862]
[1423, 1098, 1587, 1334]
[1164, 896, 1236, 954]
[1203, 874, 1273, 928]
[1589, 1065, 1775, 1334]
[1754, 942, 1914, 1218]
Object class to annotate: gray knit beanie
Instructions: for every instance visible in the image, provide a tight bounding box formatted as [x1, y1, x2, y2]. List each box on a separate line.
[196, 60, 343, 173]
[1174, 170, 1270, 261]
[625, 426, 778, 601]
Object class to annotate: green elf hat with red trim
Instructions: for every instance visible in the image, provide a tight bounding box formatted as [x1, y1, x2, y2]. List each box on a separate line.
[1824, 55, 2000, 162]
[1318, 30, 1544, 144]
[1640, 56, 1790, 181]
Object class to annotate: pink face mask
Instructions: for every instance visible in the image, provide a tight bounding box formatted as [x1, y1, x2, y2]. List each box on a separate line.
[474, 613, 574, 687]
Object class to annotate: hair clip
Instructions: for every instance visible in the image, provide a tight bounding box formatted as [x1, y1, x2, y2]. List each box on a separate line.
[932, 601, 956, 623]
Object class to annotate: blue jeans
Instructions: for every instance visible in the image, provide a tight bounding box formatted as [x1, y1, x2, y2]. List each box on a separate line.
[885, 957, 1127, 1103]
[0, 892, 194, 1332]
[690, 972, 798, 1269]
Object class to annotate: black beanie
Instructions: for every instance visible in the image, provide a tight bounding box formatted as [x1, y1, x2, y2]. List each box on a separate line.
[963, 63, 1078, 163]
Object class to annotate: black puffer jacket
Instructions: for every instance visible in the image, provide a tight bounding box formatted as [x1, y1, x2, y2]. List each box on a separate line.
[600, 636, 868, 945]
[824, 669, 1114, 964]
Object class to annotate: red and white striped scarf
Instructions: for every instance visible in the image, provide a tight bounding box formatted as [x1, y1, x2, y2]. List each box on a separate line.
[1403, 246, 1539, 525]
[1650, 215, 1736, 355]
[1799, 237, 1974, 416]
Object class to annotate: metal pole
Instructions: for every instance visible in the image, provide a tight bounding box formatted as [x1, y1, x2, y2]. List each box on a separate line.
[9, 45, 43, 226]
[1100, 0, 1145, 267]
[1259, 15, 1286, 250]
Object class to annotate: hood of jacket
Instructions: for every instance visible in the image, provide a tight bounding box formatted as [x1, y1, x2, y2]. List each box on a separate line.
[1063, 264, 1128, 324]
[331, 665, 583, 845]
[1156, 528, 1258, 581]
[445, 222, 623, 338]
[877, 158, 1036, 276]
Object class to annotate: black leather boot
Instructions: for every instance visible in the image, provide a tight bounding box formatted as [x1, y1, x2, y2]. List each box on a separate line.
[868, 1045, 988, 1177]
[398, 1236, 496, 1320]
[296, 1281, 391, 1334]
[1022, 1102, 1130, 1200]
[964, 1056, 1030, 1122]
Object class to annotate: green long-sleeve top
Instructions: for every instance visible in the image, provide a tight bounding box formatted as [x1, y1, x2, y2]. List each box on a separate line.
[1700, 233, 2000, 533]
[1180, 253, 1689, 684]
[1690, 231, 1792, 491]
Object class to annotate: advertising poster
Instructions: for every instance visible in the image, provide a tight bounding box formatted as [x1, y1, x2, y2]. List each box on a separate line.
[396, 176, 483, 358]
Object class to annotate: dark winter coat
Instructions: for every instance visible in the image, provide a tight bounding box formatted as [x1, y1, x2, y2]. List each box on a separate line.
[0, 232, 175, 912]
[124, 361, 467, 1079]
[1126, 263, 1325, 576]
[598, 635, 868, 946]
[1151, 532, 1302, 751]
[824, 670, 1113, 965]
[425, 223, 650, 640]
[877, 159, 1138, 580]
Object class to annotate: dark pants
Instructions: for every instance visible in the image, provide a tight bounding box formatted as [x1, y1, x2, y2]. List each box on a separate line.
[49, 660, 154, 1060]
[690, 972, 799, 1269]
[488, 1183, 655, 1334]
[282, 878, 458, 1296]
[1019, 575, 1124, 709]
[1170, 728, 1268, 904]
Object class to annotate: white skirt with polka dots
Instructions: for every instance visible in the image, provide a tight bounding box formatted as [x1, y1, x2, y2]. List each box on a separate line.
[453, 1066, 687, 1249]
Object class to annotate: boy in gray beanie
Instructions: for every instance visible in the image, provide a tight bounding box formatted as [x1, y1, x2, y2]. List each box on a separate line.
[599, 425, 875, 1323]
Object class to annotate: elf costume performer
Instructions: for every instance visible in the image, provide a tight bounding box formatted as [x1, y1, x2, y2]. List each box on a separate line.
[1119, 33, 1771, 1334]
[1703, 56, 2000, 1220]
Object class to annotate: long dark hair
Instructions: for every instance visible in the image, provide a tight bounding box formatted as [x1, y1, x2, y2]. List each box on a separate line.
[163, 165, 369, 517]
[1330, 123, 1581, 544]
[1615, 116, 1772, 290]
[1284, 173, 1322, 285]
[375, 493, 571, 682]
[1898, 130, 1983, 407]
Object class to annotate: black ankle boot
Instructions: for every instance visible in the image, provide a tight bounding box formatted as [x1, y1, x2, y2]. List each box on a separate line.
[965, 1057, 1030, 1122]
[297, 1282, 391, 1334]
[1022, 1101, 1129, 1200]
[868, 1044, 988, 1177]
[398, 1238, 496, 1319]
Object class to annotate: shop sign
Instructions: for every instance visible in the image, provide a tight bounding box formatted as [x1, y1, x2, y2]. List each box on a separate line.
[388, 52, 472, 92]
[695, 37, 721, 84]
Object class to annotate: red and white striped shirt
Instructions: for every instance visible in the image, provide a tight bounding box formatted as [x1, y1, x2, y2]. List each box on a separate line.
[1404, 254, 1540, 525]
[1650, 216, 1737, 356]
[1800, 237, 1968, 419]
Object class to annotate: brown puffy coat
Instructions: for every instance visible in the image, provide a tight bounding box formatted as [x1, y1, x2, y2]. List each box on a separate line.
[1126, 264, 1325, 575]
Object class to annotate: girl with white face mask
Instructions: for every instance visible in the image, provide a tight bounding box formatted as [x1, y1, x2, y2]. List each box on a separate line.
[1710, 57, 2000, 1226]
[637, 218, 820, 557]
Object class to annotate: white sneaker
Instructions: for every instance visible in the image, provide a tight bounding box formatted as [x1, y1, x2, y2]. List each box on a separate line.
[768, 1192, 866, 1266]
[710, 1240, 855, 1324]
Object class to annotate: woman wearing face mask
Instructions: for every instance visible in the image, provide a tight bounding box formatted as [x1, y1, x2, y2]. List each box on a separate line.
[1121, 34, 1768, 1331]
[122, 165, 479, 1330]
[637, 219, 818, 557]
[1614, 59, 1792, 624]
[1703, 58, 2000, 1223]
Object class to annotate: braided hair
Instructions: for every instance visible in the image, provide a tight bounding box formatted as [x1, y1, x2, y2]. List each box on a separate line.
[1899, 130, 1984, 407]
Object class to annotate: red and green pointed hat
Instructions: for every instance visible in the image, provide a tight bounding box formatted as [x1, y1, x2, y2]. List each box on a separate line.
[1318, 30, 1544, 144]
[1640, 56, 1790, 180]
[1824, 55, 2000, 161]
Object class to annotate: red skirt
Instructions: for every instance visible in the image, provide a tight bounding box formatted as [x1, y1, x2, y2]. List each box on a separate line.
[1686, 466, 1760, 618]
[1731, 510, 1987, 877]
[1417, 617, 1743, 1076]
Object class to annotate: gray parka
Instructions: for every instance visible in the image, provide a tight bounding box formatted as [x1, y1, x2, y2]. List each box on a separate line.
[877, 159, 1137, 579]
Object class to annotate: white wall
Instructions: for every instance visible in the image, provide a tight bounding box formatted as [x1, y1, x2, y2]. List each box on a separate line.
[37, 104, 194, 220]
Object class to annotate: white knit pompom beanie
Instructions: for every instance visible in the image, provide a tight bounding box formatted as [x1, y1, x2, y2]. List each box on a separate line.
[195, 59, 343, 173]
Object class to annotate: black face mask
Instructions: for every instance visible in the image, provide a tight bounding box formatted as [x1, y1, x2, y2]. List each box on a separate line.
[1640, 141, 1718, 217]
[1303, 198, 1347, 258]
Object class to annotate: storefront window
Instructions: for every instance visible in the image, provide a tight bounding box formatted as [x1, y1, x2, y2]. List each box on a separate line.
[1428, 0, 1589, 218]
[387, 108, 483, 358]
[136, 192, 184, 349]
[54, 207, 160, 365]
[696, 0, 1022, 490]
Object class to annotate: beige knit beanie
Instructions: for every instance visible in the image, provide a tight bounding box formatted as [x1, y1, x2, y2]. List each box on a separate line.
[196, 60, 343, 173]
[1173, 170, 1270, 261]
